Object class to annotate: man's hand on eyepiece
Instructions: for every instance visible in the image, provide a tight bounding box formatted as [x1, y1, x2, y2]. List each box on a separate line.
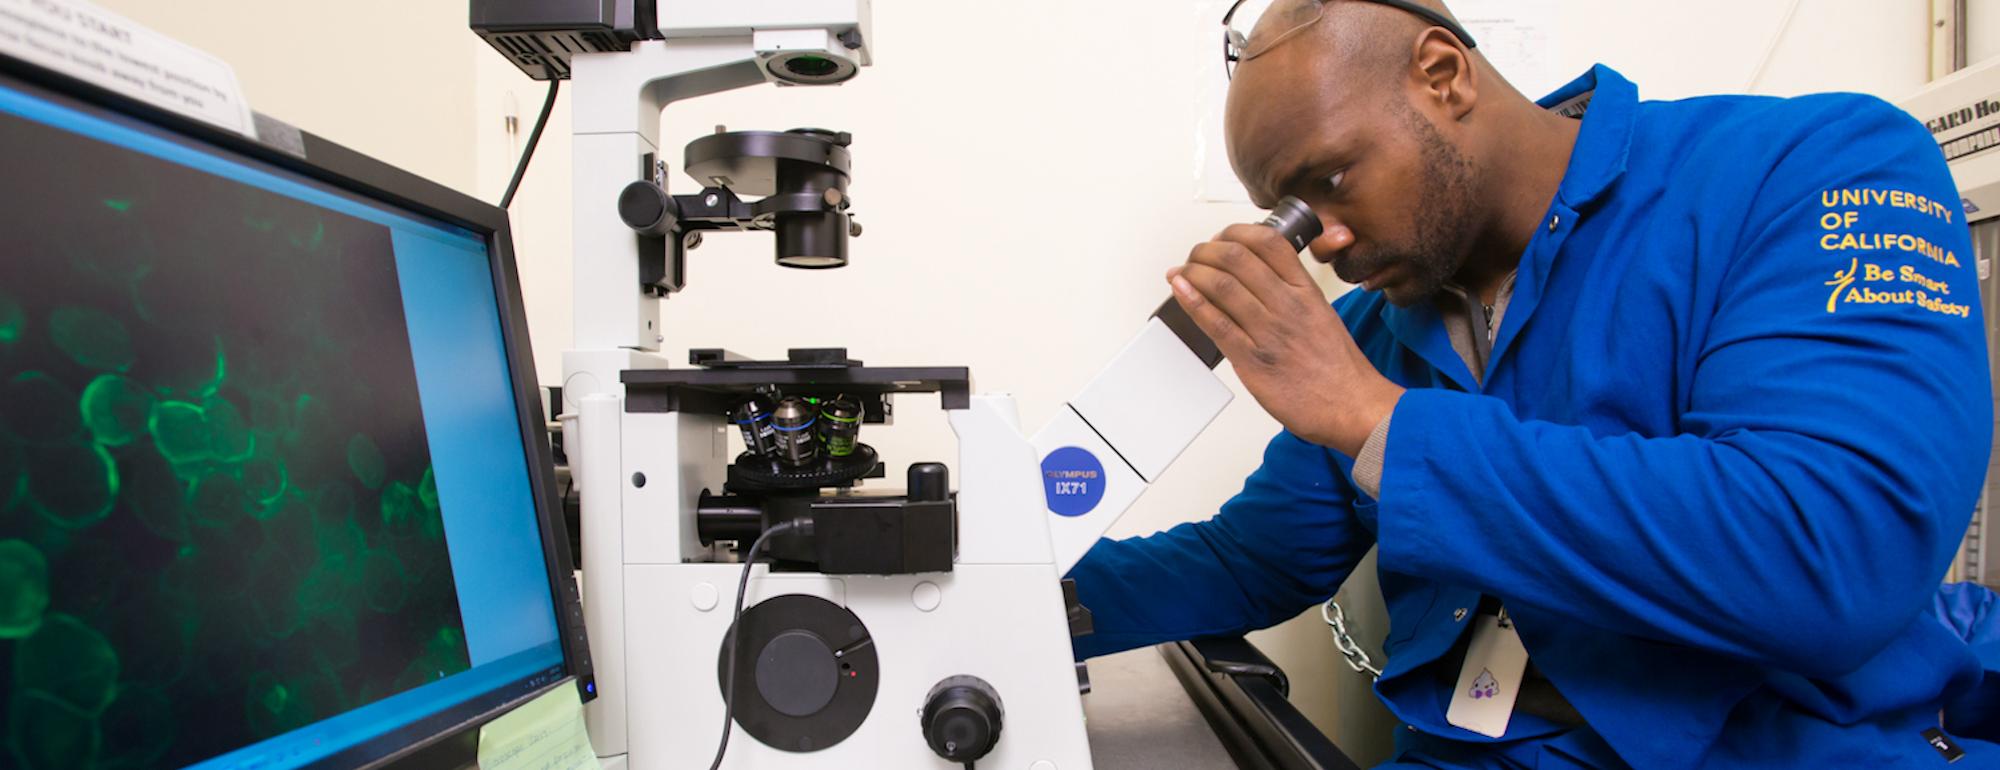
[1168, 223, 1404, 456]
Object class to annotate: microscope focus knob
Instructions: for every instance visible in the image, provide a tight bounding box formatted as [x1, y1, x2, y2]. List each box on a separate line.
[617, 180, 678, 237]
[921, 675, 1003, 762]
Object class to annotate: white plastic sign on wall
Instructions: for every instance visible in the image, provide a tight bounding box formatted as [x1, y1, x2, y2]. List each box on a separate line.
[0, 0, 254, 137]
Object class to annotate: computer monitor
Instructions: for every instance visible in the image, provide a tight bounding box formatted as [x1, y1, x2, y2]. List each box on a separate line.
[0, 53, 591, 770]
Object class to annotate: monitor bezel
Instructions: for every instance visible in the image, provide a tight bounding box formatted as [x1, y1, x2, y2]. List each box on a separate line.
[0, 52, 595, 770]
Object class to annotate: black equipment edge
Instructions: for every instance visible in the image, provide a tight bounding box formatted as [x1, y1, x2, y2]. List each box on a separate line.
[1159, 638, 1362, 770]
[623, 365, 973, 411]
[1153, 297, 1225, 370]
[0, 52, 595, 770]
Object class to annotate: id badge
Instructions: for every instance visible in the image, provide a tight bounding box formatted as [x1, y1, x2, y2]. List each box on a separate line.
[1445, 610, 1529, 738]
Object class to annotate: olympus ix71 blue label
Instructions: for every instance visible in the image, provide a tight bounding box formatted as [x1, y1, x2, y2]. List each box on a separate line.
[1041, 446, 1106, 517]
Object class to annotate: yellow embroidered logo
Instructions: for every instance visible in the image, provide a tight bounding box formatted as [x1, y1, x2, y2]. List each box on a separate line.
[1817, 187, 1972, 319]
[1824, 258, 1857, 314]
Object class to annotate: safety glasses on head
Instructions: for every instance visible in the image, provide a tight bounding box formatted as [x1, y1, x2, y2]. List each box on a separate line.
[1222, 0, 1480, 80]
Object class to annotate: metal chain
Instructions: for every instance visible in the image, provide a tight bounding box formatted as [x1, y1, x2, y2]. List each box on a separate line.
[1321, 597, 1382, 681]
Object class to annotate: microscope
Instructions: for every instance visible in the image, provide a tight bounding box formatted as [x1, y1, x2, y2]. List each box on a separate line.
[473, 3, 1321, 767]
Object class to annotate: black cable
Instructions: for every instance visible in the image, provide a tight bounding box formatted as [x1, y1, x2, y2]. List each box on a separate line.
[709, 520, 807, 770]
[500, 78, 560, 209]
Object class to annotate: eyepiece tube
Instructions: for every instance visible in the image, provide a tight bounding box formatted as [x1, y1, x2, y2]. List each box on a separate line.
[1150, 195, 1325, 370]
[1260, 196, 1322, 252]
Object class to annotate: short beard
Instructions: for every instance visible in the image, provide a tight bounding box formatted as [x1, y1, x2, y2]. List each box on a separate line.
[1358, 103, 1477, 306]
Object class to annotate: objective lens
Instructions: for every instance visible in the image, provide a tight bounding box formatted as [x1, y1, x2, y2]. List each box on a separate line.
[771, 397, 821, 467]
[818, 395, 862, 458]
[730, 387, 782, 458]
[783, 55, 840, 78]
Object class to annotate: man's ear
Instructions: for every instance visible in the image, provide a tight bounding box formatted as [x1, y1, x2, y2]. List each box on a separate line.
[1409, 27, 1477, 121]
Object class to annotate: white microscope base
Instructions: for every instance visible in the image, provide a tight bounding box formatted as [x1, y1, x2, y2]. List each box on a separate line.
[622, 562, 1093, 770]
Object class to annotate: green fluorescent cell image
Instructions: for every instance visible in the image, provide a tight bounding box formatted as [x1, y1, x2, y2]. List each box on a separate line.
[242, 668, 339, 740]
[294, 553, 358, 622]
[379, 480, 421, 535]
[419, 502, 444, 541]
[2, 92, 473, 767]
[79, 374, 154, 447]
[242, 455, 289, 511]
[249, 536, 312, 638]
[348, 433, 386, 490]
[205, 396, 254, 464]
[1, 372, 83, 446]
[0, 441, 21, 513]
[428, 626, 464, 659]
[13, 613, 120, 714]
[288, 219, 326, 251]
[412, 468, 445, 541]
[95, 597, 196, 692]
[0, 540, 49, 638]
[23, 441, 118, 529]
[249, 391, 291, 439]
[310, 483, 364, 562]
[97, 684, 174, 769]
[193, 335, 227, 399]
[0, 295, 22, 345]
[361, 549, 408, 613]
[148, 400, 211, 465]
[7, 689, 100, 770]
[188, 471, 252, 533]
[49, 306, 135, 372]
[417, 467, 438, 511]
[123, 447, 189, 543]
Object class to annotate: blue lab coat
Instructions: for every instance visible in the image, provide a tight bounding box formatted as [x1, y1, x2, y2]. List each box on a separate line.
[1938, 582, 2000, 742]
[1069, 65, 1996, 769]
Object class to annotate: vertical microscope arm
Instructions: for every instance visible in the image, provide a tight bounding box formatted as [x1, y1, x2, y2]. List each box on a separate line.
[550, 9, 875, 761]
[1032, 200, 1321, 575]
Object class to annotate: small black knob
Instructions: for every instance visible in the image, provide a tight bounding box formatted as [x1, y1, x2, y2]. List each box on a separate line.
[908, 463, 949, 503]
[921, 675, 1002, 762]
[618, 181, 677, 237]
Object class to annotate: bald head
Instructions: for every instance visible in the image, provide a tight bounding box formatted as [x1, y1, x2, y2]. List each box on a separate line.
[1220, 0, 1536, 305]
[1236, 0, 1411, 83]
[1226, 0, 1483, 202]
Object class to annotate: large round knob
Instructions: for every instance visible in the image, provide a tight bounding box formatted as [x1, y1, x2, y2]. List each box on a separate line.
[617, 180, 677, 236]
[920, 675, 1003, 762]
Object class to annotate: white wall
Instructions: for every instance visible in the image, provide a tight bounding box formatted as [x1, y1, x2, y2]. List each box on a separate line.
[1972, 0, 2000, 66]
[1574, 0, 1932, 100]
[95, 0, 484, 197]
[99, 0, 1941, 765]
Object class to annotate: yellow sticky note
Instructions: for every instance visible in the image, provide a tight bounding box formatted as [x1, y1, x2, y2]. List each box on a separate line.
[477, 683, 597, 770]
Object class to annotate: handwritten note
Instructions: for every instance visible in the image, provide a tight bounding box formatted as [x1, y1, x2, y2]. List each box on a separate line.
[478, 684, 597, 770]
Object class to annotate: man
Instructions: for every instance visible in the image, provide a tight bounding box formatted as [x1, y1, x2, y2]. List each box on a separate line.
[1066, 0, 1995, 767]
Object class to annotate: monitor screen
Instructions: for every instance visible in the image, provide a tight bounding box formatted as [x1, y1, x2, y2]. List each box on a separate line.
[0, 70, 569, 769]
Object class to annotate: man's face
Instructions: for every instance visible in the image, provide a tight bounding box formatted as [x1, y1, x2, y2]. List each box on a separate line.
[1225, 16, 1480, 306]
